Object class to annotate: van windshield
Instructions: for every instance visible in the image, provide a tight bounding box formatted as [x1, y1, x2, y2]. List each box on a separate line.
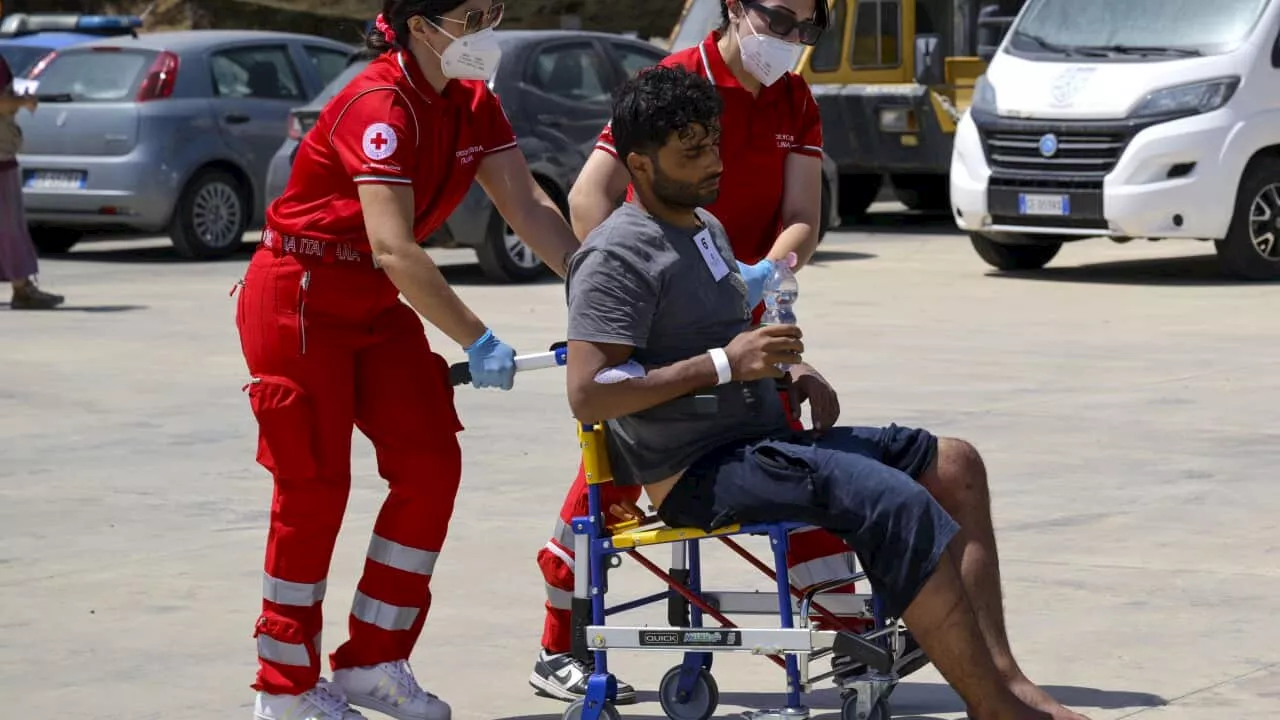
[1008, 0, 1271, 58]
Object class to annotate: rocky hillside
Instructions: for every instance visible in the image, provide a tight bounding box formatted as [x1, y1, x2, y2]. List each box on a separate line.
[2, 0, 691, 44]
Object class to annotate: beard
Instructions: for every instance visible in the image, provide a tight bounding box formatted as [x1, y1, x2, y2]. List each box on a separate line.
[651, 163, 720, 209]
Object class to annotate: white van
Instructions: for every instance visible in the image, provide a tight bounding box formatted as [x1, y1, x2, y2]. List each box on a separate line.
[948, 0, 1280, 280]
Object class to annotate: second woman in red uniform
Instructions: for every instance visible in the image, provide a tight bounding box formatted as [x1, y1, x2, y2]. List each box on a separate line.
[238, 2, 581, 719]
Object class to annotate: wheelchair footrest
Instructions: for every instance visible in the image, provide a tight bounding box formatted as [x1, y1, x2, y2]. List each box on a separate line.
[585, 625, 840, 655]
[832, 629, 894, 674]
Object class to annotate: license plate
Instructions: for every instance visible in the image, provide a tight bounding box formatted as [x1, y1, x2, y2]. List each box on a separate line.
[1018, 193, 1069, 216]
[25, 171, 86, 190]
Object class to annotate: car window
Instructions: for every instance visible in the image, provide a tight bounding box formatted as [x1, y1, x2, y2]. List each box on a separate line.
[210, 45, 303, 100]
[611, 42, 665, 79]
[530, 43, 610, 103]
[313, 60, 368, 106]
[25, 49, 151, 101]
[809, 0, 847, 72]
[304, 45, 352, 87]
[0, 45, 54, 77]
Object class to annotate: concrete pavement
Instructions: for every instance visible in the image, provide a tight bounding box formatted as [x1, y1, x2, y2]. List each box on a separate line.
[1, 217, 1276, 720]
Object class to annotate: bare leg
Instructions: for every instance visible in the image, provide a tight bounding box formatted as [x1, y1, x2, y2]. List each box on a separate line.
[901, 545, 1047, 720]
[918, 438, 1089, 720]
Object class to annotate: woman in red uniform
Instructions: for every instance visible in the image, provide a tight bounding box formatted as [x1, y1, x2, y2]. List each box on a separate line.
[529, 0, 884, 703]
[238, 2, 580, 719]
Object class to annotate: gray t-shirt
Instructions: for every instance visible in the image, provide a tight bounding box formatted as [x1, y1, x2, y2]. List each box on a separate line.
[566, 203, 792, 486]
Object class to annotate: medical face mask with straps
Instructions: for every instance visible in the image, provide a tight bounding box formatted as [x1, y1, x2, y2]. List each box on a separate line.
[738, 9, 803, 87]
[426, 19, 503, 81]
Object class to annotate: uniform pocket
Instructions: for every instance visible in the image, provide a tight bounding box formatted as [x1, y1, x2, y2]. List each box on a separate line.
[245, 375, 317, 478]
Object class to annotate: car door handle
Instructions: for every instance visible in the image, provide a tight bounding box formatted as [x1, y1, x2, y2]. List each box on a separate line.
[224, 113, 251, 125]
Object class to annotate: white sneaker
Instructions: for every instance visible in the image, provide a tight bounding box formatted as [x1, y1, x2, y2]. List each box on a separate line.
[333, 659, 450, 720]
[255, 678, 368, 720]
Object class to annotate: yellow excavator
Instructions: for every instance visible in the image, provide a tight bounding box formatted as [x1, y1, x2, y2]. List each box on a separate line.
[668, 0, 1025, 219]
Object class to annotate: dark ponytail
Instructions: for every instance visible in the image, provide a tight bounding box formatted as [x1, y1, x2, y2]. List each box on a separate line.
[365, 0, 470, 54]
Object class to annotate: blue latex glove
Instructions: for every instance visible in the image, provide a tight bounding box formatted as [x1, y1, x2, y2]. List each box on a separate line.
[464, 328, 516, 390]
[737, 258, 775, 308]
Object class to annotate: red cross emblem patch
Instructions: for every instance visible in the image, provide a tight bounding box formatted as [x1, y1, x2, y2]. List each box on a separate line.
[362, 122, 397, 160]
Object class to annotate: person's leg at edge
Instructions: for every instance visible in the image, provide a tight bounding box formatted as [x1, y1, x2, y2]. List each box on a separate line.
[665, 435, 1051, 720]
[531, 462, 640, 703]
[238, 254, 362, 719]
[0, 166, 62, 309]
[328, 302, 461, 720]
[916, 439, 1088, 720]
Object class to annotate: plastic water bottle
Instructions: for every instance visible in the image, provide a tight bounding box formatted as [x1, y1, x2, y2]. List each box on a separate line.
[760, 252, 799, 371]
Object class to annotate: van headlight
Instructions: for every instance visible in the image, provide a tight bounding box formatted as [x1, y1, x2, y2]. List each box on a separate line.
[1128, 77, 1239, 118]
[970, 74, 997, 114]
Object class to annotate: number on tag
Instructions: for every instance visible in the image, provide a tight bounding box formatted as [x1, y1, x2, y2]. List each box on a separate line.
[1018, 193, 1069, 216]
[26, 171, 86, 190]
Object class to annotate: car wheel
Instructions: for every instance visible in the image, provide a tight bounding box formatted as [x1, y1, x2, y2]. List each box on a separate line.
[30, 227, 82, 255]
[1214, 156, 1280, 281]
[475, 182, 558, 283]
[169, 169, 249, 260]
[969, 232, 1062, 271]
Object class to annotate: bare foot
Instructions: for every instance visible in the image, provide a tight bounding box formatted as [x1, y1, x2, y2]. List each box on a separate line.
[1008, 677, 1091, 720]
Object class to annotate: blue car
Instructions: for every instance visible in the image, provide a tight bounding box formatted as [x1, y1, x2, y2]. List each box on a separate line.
[0, 13, 142, 81]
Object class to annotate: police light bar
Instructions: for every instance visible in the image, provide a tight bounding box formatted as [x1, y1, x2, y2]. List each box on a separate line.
[0, 13, 144, 36]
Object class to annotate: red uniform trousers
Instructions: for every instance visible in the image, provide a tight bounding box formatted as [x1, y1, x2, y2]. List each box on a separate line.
[535, 387, 863, 654]
[236, 242, 463, 694]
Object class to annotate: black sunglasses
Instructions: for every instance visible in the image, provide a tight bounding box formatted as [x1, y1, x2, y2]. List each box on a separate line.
[436, 1, 504, 35]
[743, 1, 825, 46]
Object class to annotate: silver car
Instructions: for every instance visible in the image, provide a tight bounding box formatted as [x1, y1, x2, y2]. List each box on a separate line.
[18, 30, 355, 258]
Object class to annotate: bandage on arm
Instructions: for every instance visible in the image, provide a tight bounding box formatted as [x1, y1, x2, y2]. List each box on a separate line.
[594, 359, 647, 384]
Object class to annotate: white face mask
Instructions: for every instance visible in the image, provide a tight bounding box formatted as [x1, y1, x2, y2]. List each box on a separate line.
[429, 23, 502, 81]
[738, 12, 802, 87]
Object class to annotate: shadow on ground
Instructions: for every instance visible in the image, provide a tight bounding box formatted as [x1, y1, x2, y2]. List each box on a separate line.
[837, 210, 960, 237]
[988, 252, 1275, 287]
[49, 239, 257, 264]
[2, 302, 148, 313]
[497, 682, 1166, 720]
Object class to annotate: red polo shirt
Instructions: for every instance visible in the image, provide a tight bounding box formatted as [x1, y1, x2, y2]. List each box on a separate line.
[267, 51, 517, 251]
[595, 32, 823, 264]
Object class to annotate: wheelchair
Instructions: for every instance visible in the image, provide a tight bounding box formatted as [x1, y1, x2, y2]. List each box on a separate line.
[449, 345, 928, 720]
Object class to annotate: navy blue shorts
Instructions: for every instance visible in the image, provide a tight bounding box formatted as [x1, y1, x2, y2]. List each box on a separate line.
[655, 424, 960, 618]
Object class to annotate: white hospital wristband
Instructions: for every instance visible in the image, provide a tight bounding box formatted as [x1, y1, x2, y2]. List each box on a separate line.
[707, 347, 732, 386]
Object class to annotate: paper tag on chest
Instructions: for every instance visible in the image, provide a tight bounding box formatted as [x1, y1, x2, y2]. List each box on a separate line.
[693, 229, 730, 282]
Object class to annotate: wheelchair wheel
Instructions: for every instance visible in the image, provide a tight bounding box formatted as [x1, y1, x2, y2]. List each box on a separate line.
[657, 665, 719, 720]
[840, 691, 890, 720]
[562, 698, 622, 720]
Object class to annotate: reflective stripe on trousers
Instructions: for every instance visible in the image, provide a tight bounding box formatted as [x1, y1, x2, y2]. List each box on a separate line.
[257, 630, 323, 667]
[351, 590, 419, 631]
[263, 573, 327, 607]
[366, 533, 439, 576]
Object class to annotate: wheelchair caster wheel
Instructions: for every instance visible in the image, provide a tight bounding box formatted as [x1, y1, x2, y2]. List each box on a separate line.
[563, 698, 622, 720]
[657, 665, 719, 720]
[840, 692, 889, 720]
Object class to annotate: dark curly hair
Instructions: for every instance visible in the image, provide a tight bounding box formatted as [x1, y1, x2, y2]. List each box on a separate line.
[718, 0, 831, 33]
[366, 0, 468, 53]
[610, 65, 723, 164]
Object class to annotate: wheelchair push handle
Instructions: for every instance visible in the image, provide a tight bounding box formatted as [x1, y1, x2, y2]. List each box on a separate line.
[449, 341, 568, 387]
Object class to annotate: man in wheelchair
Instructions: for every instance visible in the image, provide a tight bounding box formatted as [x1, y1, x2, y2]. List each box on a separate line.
[562, 65, 1088, 720]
